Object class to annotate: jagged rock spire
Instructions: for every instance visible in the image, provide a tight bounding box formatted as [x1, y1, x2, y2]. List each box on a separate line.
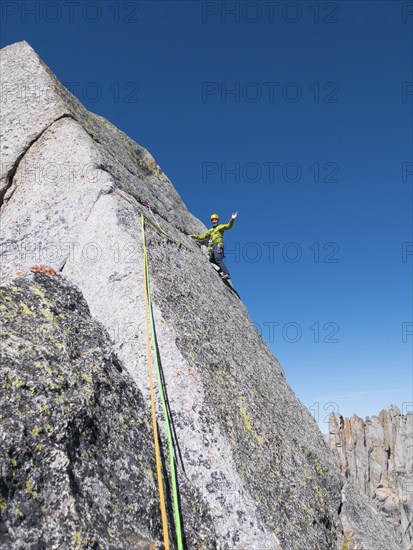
[329, 406, 413, 549]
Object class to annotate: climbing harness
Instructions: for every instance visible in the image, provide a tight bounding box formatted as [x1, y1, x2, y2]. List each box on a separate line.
[212, 243, 224, 255]
[141, 215, 184, 550]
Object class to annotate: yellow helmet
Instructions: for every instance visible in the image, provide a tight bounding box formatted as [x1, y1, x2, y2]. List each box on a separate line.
[210, 214, 219, 221]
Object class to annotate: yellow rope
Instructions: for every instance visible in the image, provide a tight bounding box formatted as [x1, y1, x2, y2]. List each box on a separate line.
[143, 215, 184, 550]
[142, 215, 170, 549]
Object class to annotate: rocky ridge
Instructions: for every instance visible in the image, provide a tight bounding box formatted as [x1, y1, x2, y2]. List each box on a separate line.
[0, 41, 404, 549]
[329, 406, 413, 549]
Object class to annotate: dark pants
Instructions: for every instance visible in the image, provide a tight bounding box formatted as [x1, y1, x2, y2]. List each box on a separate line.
[209, 244, 229, 275]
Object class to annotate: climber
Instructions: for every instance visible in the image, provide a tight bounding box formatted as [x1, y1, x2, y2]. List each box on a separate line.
[191, 212, 238, 279]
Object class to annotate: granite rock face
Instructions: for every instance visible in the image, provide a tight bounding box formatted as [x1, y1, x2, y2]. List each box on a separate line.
[0, 41, 405, 549]
[329, 406, 413, 549]
[0, 41, 204, 237]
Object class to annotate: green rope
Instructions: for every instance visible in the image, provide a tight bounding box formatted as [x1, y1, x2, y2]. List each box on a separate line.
[142, 212, 202, 255]
[142, 216, 184, 550]
[112, 187, 203, 256]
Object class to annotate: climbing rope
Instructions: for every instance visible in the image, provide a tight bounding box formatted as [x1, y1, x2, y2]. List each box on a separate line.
[113, 187, 203, 256]
[141, 215, 184, 550]
[142, 215, 170, 549]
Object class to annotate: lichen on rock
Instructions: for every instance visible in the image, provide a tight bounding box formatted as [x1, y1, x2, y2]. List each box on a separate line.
[0, 270, 163, 549]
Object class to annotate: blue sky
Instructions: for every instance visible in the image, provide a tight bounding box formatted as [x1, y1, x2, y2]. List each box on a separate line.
[2, 0, 412, 430]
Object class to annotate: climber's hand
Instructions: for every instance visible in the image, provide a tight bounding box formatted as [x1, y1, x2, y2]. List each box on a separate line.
[231, 211, 238, 219]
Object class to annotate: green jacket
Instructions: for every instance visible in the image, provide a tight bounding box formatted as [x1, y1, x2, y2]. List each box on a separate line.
[192, 218, 234, 251]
